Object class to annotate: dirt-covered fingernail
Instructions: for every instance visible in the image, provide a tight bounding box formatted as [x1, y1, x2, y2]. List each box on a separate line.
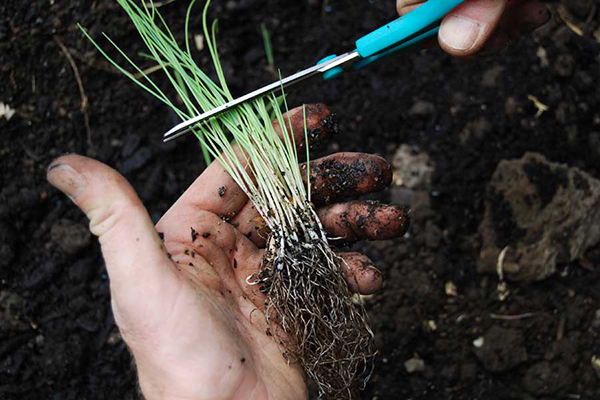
[352, 257, 382, 294]
[47, 163, 87, 202]
[439, 15, 482, 52]
[360, 265, 382, 295]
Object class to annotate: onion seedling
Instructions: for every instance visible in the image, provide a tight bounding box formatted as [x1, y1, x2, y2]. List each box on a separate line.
[81, 1, 374, 397]
[261, 22, 277, 78]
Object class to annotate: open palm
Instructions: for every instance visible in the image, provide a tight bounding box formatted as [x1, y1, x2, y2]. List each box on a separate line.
[47, 104, 409, 400]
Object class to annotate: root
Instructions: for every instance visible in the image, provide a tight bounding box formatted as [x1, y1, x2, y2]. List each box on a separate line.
[250, 207, 375, 399]
[53, 36, 94, 154]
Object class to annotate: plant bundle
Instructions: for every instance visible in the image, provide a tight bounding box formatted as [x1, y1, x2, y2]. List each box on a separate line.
[82, 0, 374, 397]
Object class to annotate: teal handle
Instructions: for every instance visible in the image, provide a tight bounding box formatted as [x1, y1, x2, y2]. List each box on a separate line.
[353, 26, 438, 71]
[355, 0, 466, 58]
[316, 55, 344, 80]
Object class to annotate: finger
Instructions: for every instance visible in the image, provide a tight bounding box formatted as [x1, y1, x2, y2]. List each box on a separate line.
[483, 0, 550, 53]
[438, 0, 508, 57]
[159, 104, 338, 227]
[504, 0, 550, 34]
[272, 103, 338, 152]
[303, 152, 392, 206]
[46, 155, 180, 324]
[398, 0, 549, 57]
[339, 252, 383, 295]
[317, 200, 410, 245]
[397, 0, 423, 15]
[230, 153, 393, 247]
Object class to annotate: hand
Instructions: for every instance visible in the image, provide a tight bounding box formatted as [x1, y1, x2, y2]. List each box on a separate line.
[397, 0, 551, 56]
[46, 104, 408, 400]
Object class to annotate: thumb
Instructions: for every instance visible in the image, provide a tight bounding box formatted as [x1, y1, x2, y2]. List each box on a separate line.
[46, 154, 179, 328]
[438, 0, 507, 56]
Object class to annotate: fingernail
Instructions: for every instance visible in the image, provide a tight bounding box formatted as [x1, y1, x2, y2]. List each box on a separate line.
[366, 264, 381, 275]
[47, 164, 87, 202]
[439, 15, 482, 52]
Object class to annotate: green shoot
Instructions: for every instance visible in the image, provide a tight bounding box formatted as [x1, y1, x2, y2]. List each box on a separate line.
[82, 0, 308, 218]
[261, 22, 277, 77]
[81, 1, 374, 398]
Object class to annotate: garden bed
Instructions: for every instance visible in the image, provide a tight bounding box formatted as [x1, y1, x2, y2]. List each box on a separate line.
[1, 0, 599, 398]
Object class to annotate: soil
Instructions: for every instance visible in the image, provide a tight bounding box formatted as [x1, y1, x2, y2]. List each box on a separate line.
[2, 0, 600, 399]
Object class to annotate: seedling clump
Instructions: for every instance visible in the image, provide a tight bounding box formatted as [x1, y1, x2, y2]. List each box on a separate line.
[82, 1, 374, 397]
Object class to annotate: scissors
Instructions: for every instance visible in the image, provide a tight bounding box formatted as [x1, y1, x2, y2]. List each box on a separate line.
[163, 0, 467, 142]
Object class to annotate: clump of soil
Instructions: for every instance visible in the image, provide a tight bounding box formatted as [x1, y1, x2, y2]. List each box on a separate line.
[478, 152, 600, 281]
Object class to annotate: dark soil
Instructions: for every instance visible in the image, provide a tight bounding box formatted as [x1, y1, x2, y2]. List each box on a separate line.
[2, 0, 600, 399]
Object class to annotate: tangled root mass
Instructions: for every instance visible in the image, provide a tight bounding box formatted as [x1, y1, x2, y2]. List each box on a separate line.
[250, 206, 375, 399]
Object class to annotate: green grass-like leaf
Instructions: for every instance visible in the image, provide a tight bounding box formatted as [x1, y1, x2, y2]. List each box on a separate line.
[81, 0, 311, 233]
[261, 22, 276, 75]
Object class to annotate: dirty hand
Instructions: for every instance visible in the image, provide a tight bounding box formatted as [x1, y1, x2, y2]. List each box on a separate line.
[397, 0, 551, 56]
[46, 104, 408, 400]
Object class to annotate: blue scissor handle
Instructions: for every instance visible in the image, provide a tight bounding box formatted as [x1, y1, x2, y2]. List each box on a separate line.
[353, 25, 439, 71]
[356, 0, 466, 58]
[318, 0, 466, 80]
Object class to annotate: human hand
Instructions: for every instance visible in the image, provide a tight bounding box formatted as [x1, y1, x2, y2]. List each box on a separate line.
[46, 104, 409, 400]
[397, 0, 551, 56]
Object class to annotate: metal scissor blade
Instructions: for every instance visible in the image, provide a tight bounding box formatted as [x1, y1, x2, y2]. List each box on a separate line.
[163, 50, 360, 142]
